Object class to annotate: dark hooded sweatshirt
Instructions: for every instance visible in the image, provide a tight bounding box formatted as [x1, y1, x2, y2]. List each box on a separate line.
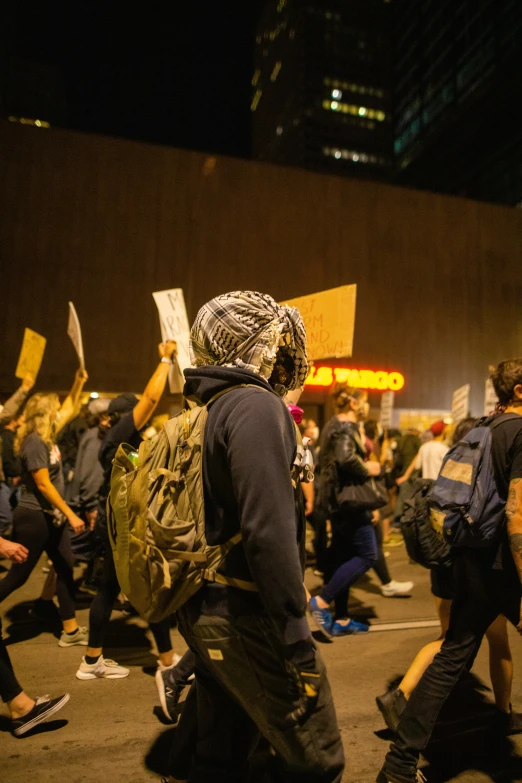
[183, 366, 310, 647]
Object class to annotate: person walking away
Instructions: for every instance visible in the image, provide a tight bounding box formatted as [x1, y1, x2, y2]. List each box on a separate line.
[0, 375, 35, 535]
[75, 340, 181, 681]
[167, 291, 344, 783]
[0, 535, 70, 735]
[392, 427, 422, 531]
[309, 384, 379, 638]
[377, 358, 522, 783]
[396, 420, 449, 485]
[0, 369, 89, 647]
[377, 418, 519, 734]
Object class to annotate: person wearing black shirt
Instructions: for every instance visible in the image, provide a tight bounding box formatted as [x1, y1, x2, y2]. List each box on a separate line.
[75, 340, 179, 682]
[378, 359, 522, 783]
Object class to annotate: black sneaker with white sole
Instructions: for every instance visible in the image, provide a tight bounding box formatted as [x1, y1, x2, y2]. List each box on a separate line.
[12, 693, 70, 736]
[155, 668, 185, 723]
[376, 768, 427, 783]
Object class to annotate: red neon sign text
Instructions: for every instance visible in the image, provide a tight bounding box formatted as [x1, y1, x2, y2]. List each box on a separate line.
[305, 366, 405, 392]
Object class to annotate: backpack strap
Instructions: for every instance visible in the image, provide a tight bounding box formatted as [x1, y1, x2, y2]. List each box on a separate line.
[489, 413, 522, 430]
[203, 532, 259, 592]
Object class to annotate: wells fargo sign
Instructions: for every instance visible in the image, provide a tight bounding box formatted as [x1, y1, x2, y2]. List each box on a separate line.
[305, 366, 405, 392]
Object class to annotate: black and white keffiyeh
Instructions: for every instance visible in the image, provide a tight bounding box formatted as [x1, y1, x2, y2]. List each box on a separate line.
[190, 291, 309, 390]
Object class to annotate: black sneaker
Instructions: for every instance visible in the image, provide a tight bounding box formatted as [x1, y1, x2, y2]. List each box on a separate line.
[493, 707, 522, 736]
[155, 668, 185, 723]
[376, 688, 407, 732]
[12, 693, 70, 736]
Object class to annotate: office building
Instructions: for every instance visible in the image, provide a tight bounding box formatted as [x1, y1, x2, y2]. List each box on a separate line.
[252, 0, 394, 179]
[394, 0, 522, 205]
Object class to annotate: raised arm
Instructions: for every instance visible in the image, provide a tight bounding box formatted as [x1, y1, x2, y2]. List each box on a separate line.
[57, 369, 89, 432]
[32, 468, 85, 534]
[132, 341, 177, 431]
[507, 477, 522, 632]
[0, 375, 34, 426]
[396, 451, 420, 485]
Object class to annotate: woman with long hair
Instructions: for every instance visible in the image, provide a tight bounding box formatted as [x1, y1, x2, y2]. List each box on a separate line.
[0, 369, 89, 647]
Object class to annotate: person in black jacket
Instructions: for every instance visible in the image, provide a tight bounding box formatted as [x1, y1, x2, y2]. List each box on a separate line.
[309, 383, 379, 638]
[167, 291, 344, 783]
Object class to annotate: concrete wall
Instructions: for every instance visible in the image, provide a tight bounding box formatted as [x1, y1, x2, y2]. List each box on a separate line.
[1, 120, 521, 412]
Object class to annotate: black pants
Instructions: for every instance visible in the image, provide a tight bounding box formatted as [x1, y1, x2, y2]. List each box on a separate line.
[308, 508, 329, 575]
[178, 590, 344, 783]
[384, 547, 520, 779]
[0, 506, 76, 620]
[88, 519, 172, 652]
[373, 520, 392, 586]
[0, 617, 22, 703]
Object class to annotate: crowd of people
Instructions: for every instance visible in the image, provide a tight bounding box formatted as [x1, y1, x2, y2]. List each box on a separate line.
[1, 289, 522, 783]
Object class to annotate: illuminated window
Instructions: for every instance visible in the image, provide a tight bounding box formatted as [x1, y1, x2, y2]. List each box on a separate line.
[252, 69, 260, 86]
[322, 146, 388, 166]
[251, 89, 262, 111]
[271, 61, 282, 82]
[8, 116, 50, 128]
[334, 150, 341, 159]
[330, 100, 339, 110]
[332, 89, 342, 99]
[322, 100, 386, 121]
[277, 0, 286, 10]
[276, 125, 283, 136]
[358, 107, 367, 116]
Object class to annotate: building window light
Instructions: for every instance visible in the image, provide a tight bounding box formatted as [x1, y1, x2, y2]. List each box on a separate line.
[322, 146, 384, 165]
[271, 61, 282, 82]
[251, 89, 262, 111]
[332, 89, 342, 99]
[322, 100, 386, 122]
[358, 106, 367, 116]
[276, 125, 283, 136]
[252, 69, 260, 86]
[330, 100, 339, 110]
[334, 150, 342, 159]
[8, 116, 50, 128]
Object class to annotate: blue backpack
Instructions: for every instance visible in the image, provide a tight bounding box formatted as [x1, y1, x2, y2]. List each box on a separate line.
[429, 414, 521, 548]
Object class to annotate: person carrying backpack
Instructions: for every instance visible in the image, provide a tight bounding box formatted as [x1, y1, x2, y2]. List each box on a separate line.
[152, 291, 344, 783]
[377, 359, 522, 783]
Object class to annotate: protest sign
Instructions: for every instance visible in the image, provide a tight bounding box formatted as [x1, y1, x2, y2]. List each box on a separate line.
[152, 289, 191, 393]
[380, 391, 395, 429]
[281, 284, 357, 361]
[67, 302, 85, 370]
[484, 378, 499, 416]
[452, 383, 470, 423]
[15, 328, 46, 380]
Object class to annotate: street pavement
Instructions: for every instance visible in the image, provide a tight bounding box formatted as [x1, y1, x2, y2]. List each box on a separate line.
[2, 543, 522, 783]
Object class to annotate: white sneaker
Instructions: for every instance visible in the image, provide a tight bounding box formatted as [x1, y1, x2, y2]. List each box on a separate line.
[58, 626, 89, 647]
[380, 580, 414, 597]
[76, 656, 130, 680]
[156, 653, 182, 673]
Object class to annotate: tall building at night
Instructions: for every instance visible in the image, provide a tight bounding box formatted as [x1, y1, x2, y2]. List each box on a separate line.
[393, 0, 522, 205]
[252, 0, 394, 180]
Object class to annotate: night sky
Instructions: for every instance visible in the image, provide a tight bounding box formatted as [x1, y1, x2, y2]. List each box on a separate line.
[10, 0, 266, 158]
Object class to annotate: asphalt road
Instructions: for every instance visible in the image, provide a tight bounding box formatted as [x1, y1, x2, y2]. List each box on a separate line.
[1, 544, 522, 783]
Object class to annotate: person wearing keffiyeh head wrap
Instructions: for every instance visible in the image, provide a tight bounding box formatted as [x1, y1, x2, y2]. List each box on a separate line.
[171, 292, 344, 783]
[189, 290, 309, 393]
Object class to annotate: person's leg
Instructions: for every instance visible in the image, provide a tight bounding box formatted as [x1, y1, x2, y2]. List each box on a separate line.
[150, 618, 175, 668]
[45, 522, 78, 631]
[85, 542, 121, 657]
[0, 617, 24, 707]
[322, 517, 377, 626]
[179, 606, 345, 783]
[166, 680, 198, 782]
[311, 509, 328, 574]
[0, 507, 48, 603]
[373, 520, 392, 585]
[485, 614, 512, 713]
[382, 553, 500, 781]
[399, 598, 452, 699]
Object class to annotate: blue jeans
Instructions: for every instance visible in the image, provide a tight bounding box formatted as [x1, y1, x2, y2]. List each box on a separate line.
[321, 512, 378, 619]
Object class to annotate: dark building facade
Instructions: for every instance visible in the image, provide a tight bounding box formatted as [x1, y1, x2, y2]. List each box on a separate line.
[394, 0, 522, 205]
[252, 0, 394, 179]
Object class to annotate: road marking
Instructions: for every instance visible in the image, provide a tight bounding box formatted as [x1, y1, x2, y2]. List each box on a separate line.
[369, 619, 441, 632]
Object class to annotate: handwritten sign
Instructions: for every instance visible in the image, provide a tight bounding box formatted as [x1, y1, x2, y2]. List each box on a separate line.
[380, 391, 395, 429]
[15, 328, 47, 380]
[452, 384, 470, 423]
[67, 301, 85, 370]
[281, 285, 357, 361]
[484, 378, 498, 416]
[152, 289, 191, 393]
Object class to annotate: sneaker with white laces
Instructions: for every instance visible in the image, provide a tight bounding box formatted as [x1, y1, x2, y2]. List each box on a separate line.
[380, 580, 414, 597]
[76, 655, 130, 680]
[58, 626, 89, 647]
[156, 653, 182, 673]
[12, 693, 70, 737]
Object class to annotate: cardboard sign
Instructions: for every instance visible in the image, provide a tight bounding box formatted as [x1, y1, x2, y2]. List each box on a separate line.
[452, 384, 470, 423]
[484, 378, 499, 416]
[281, 285, 357, 361]
[152, 289, 191, 393]
[15, 328, 46, 380]
[67, 301, 85, 370]
[380, 391, 395, 430]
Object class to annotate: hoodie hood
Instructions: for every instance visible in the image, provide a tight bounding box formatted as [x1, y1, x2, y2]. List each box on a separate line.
[184, 366, 276, 405]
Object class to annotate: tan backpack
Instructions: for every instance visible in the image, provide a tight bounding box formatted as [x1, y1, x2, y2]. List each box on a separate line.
[107, 387, 260, 623]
